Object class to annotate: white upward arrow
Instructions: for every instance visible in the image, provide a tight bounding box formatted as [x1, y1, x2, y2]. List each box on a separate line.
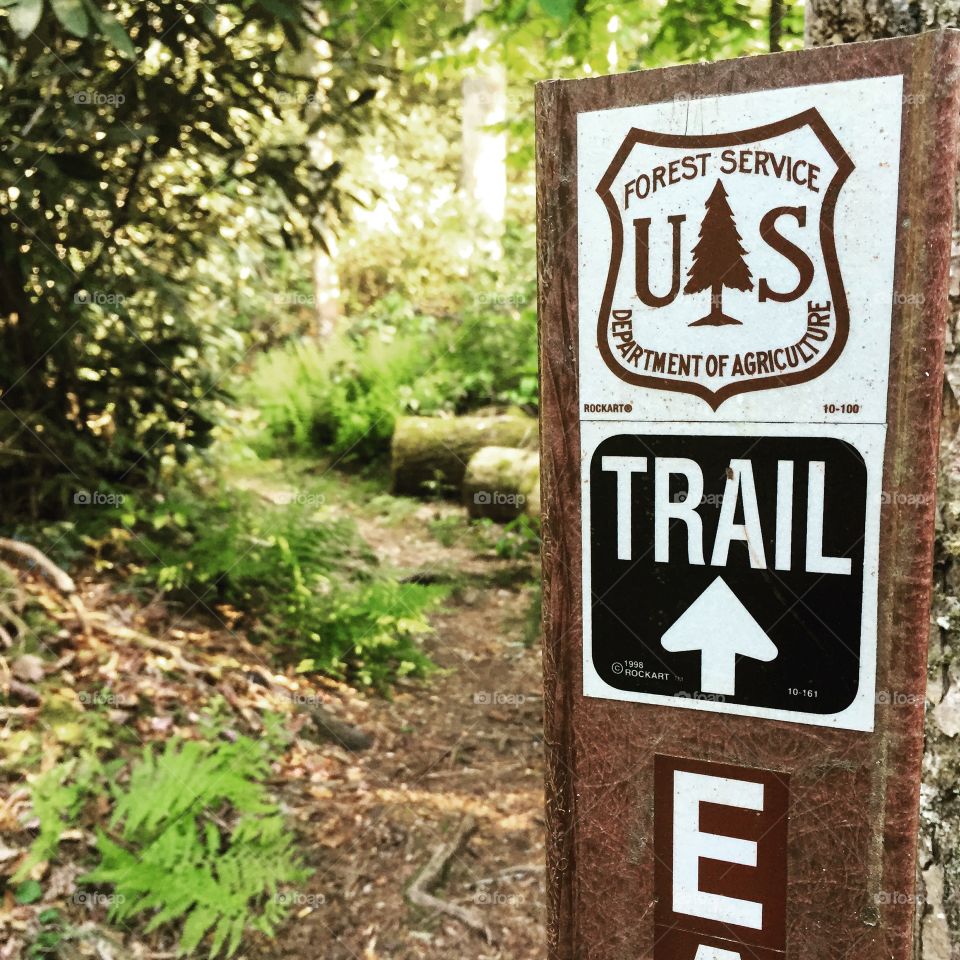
[661, 577, 778, 696]
[693, 947, 743, 960]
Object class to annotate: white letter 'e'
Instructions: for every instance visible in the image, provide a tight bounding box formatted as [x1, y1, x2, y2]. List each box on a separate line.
[672, 770, 764, 930]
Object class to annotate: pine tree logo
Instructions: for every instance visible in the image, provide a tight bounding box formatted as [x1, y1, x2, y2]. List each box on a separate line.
[684, 179, 754, 326]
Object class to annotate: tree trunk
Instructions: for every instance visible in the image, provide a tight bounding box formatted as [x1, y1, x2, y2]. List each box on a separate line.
[298, 3, 343, 336]
[770, 0, 784, 52]
[462, 0, 507, 246]
[311, 242, 342, 339]
[805, 8, 960, 958]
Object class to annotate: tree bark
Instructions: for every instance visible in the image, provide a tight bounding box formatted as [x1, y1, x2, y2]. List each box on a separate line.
[462, 0, 507, 240]
[805, 9, 960, 958]
[770, 0, 784, 51]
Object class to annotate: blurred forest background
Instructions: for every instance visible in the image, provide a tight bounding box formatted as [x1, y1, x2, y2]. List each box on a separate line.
[10, 1, 958, 958]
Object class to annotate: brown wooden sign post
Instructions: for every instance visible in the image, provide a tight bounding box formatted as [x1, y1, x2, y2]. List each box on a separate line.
[536, 32, 960, 960]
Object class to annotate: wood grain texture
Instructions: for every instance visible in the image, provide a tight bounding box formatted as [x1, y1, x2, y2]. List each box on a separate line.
[536, 31, 960, 960]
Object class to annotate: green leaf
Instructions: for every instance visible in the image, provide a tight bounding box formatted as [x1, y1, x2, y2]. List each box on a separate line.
[98, 14, 133, 55]
[15, 880, 43, 904]
[84, 0, 134, 57]
[258, 0, 299, 21]
[538, 0, 574, 21]
[80, 737, 310, 958]
[50, 0, 87, 36]
[8, 0, 43, 38]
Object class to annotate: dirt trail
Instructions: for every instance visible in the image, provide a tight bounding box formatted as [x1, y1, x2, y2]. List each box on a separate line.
[262, 500, 547, 959]
[0, 472, 546, 959]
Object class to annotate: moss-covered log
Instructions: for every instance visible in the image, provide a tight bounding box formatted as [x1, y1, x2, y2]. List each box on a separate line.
[391, 415, 537, 497]
[463, 446, 540, 521]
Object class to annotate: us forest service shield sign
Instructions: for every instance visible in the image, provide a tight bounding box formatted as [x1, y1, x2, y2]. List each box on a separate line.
[595, 108, 854, 408]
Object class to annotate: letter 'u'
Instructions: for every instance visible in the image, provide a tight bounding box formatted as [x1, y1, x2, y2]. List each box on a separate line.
[634, 215, 686, 307]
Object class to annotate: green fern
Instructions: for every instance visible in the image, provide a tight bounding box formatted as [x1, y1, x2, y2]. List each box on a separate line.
[15, 758, 99, 882]
[81, 737, 310, 958]
[120, 480, 443, 688]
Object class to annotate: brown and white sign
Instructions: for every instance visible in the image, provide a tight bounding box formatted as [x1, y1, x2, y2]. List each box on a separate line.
[654, 755, 789, 959]
[537, 32, 960, 960]
[577, 75, 901, 422]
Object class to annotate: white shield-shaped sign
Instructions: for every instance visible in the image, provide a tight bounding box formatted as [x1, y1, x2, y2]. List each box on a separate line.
[595, 108, 854, 409]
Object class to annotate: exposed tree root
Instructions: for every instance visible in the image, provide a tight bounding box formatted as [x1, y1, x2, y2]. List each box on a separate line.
[406, 815, 492, 942]
[0, 538, 76, 594]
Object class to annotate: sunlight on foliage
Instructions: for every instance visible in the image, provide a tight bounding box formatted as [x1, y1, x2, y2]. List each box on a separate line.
[0, 0, 799, 954]
[246, 283, 538, 463]
[104, 478, 444, 688]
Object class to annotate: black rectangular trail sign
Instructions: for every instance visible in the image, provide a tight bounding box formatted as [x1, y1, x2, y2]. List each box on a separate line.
[587, 432, 868, 718]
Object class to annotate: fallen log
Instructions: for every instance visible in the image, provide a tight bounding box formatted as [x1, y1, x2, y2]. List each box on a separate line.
[463, 446, 540, 521]
[391, 414, 537, 497]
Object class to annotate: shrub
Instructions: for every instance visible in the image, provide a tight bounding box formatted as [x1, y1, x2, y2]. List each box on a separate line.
[111, 479, 442, 688]
[121, 481, 366, 600]
[432, 286, 538, 413]
[244, 285, 538, 464]
[17, 730, 309, 957]
[245, 324, 440, 462]
[297, 579, 443, 687]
